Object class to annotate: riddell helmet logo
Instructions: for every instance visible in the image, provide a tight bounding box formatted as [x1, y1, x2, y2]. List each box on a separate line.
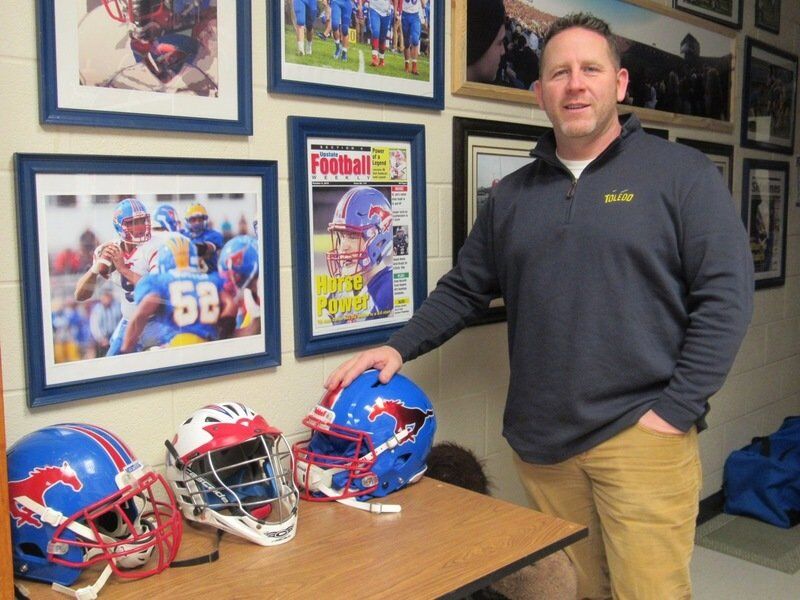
[367, 398, 433, 443]
[9, 462, 84, 528]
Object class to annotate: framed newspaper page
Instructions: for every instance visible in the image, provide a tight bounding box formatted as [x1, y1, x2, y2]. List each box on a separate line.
[37, 0, 252, 134]
[741, 158, 789, 289]
[14, 154, 280, 407]
[288, 117, 427, 357]
[268, 0, 444, 110]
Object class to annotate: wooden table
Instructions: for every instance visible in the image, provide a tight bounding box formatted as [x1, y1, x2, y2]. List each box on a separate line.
[19, 478, 586, 599]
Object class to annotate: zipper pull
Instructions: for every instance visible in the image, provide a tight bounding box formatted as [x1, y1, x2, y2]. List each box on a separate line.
[566, 179, 577, 200]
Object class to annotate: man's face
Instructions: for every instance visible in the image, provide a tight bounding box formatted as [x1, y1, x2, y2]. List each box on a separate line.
[469, 24, 506, 83]
[534, 27, 628, 150]
[333, 230, 365, 276]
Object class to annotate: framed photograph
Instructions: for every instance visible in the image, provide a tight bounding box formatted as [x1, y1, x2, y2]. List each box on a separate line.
[755, 0, 781, 35]
[288, 117, 427, 356]
[644, 127, 670, 139]
[452, 0, 735, 132]
[741, 159, 789, 289]
[452, 117, 547, 326]
[269, 0, 444, 110]
[741, 37, 797, 154]
[37, 1, 253, 134]
[675, 138, 734, 191]
[14, 154, 280, 407]
[673, 0, 742, 30]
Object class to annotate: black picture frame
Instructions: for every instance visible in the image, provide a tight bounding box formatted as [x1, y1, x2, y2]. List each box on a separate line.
[740, 37, 798, 154]
[673, 0, 743, 30]
[37, 0, 253, 134]
[741, 158, 789, 289]
[288, 117, 427, 356]
[755, 0, 781, 35]
[14, 154, 280, 407]
[452, 116, 548, 326]
[269, 0, 445, 110]
[675, 138, 734, 191]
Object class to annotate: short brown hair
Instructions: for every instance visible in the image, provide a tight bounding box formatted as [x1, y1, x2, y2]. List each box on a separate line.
[540, 12, 621, 70]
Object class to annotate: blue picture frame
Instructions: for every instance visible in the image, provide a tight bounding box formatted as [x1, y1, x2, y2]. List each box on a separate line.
[269, 1, 444, 110]
[37, 1, 252, 134]
[14, 153, 280, 407]
[288, 116, 427, 357]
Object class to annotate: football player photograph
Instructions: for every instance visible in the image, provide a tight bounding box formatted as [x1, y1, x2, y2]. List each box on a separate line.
[79, 0, 218, 95]
[324, 186, 394, 324]
[74, 197, 165, 356]
[325, 12, 754, 600]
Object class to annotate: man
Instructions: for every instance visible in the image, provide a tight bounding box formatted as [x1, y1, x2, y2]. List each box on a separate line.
[181, 201, 224, 273]
[89, 291, 122, 357]
[399, 0, 426, 75]
[330, 0, 355, 62]
[360, 0, 396, 67]
[326, 12, 753, 599]
[217, 235, 261, 337]
[120, 234, 227, 352]
[293, 0, 318, 56]
[74, 197, 163, 356]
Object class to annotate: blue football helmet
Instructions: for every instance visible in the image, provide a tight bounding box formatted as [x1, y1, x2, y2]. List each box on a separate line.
[113, 198, 151, 245]
[7, 424, 182, 590]
[184, 202, 209, 237]
[326, 186, 392, 278]
[166, 403, 298, 546]
[153, 204, 181, 232]
[293, 371, 436, 513]
[157, 234, 199, 273]
[218, 235, 259, 290]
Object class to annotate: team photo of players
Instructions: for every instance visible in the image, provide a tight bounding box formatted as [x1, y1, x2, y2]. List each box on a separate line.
[47, 192, 262, 365]
[284, 0, 431, 80]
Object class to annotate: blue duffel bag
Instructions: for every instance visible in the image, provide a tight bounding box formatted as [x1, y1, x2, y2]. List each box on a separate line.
[722, 416, 800, 528]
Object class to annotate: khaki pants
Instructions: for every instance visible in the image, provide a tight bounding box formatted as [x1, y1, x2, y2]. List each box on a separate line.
[514, 423, 701, 600]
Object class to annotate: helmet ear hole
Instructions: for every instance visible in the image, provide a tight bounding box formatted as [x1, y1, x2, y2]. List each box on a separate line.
[19, 542, 46, 559]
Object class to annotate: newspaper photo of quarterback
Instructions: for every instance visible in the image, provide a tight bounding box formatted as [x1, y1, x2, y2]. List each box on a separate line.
[120, 234, 233, 352]
[74, 197, 166, 356]
[305, 136, 417, 340]
[80, 0, 219, 95]
[182, 201, 224, 273]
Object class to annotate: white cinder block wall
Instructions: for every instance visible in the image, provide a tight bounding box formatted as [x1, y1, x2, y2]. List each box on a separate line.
[1, 1, 799, 507]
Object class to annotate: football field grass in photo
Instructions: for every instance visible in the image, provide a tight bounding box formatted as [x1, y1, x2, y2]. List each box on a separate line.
[283, 26, 430, 81]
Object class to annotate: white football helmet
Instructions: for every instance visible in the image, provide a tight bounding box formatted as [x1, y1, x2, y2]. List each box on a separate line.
[165, 403, 298, 546]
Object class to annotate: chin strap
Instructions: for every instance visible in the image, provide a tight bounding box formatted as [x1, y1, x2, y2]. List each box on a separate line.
[316, 482, 401, 513]
[13, 496, 118, 599]
[50, 565, 114, 600]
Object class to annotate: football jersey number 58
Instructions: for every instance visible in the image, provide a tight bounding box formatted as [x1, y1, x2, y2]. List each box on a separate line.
[168, 280, 220, 327]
